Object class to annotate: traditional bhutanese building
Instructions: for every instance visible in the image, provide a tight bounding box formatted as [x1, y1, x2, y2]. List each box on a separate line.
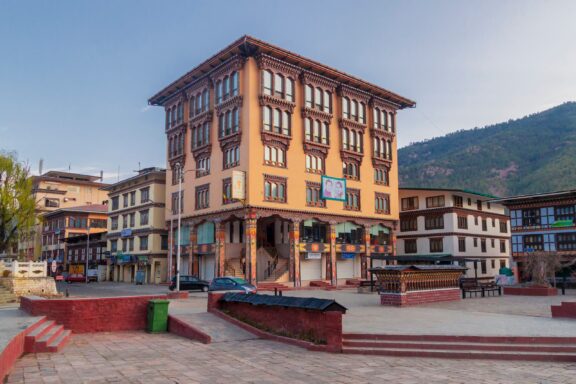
[148, 36, 415, 287]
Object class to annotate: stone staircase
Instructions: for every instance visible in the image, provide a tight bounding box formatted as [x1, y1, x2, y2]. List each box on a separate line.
[0, 285, 17, 305]
[342, 333, 576, 362]
[261, 258, 289, 283]
[224, 258, 244, 278]
[25, 318, 72, 353]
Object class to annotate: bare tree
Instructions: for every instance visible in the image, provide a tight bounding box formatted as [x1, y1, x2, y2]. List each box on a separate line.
[523, 251, 576, 287]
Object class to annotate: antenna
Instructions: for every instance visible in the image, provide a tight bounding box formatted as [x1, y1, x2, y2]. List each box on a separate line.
[100, 170, 104, 181]
[117, 166, 120, 182]
[68, 164, 71, 172]
[39, 159, 44, 175]
[138, 162, 141, 171]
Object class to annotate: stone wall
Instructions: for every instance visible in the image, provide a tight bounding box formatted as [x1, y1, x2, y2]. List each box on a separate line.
[1, 277, 58, 297]
[380, 288, 462, 306]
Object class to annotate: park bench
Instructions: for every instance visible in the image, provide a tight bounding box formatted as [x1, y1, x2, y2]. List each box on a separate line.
[478, 278, 502, 297]
[460, 278, 484, 298]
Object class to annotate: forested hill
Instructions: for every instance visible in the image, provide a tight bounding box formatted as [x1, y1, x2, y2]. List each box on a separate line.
[398, 102, 576, 197]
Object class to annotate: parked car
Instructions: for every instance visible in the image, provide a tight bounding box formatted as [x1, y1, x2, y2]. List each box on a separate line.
[169, 275, 210, 292]
[208, 277, 256, 293]
[65, 273, 87, 283]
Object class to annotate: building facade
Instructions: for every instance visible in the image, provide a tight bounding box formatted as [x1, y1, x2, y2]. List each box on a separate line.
[19, 171, 108, 260]
[397, 188, 511, 278]
[493, 189, 576, 280]
[40, 205, 108, 273]
[149, 36, 415, 286]
[103, 168, 169, 284]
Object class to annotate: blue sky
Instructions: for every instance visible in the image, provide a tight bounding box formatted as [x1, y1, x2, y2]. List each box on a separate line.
[1, 0, 575, 182]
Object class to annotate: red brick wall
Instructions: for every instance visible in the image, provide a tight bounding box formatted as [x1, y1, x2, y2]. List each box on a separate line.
[207, 293, 342, 351]
[0, 317, 46, 382]
[380, 288, 461, 306]
[20, 295, 166, 333]
[504, 286, 558, 296]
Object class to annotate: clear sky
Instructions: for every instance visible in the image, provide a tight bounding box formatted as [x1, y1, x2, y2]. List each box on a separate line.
[1, 0, 575, 182]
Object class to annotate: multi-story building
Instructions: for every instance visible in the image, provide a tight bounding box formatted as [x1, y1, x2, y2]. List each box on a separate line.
[62, 232, 108, 280]
[102, 168, 169, 284]
[492, 189, 576, 280]
[148, 36, 415, 286]
[40, 205, 108, 272]
[396, 188, 511, 278]
[18, 171, 108, 260]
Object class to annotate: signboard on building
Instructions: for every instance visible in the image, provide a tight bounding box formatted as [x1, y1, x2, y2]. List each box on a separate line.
[306, 252, 322, 260]
[320, 176, 346, 201]
[69, 264, 85, 275]
[341, 253, 355, 259]
[121, 228, 132, 238]
[231, 171, 246, 200]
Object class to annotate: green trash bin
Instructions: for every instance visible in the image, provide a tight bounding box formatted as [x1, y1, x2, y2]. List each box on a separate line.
[147, 299, 170, 333]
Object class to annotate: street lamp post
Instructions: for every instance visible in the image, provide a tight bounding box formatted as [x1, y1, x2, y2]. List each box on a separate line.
[85, 222, 90, 284]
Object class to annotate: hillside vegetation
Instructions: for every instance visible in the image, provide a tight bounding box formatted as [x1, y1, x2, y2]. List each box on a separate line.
[398, 102, 576, 196]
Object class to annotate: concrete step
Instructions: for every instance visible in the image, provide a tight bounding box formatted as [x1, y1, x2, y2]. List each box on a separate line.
[46, 329, 72, 353]
[342, 333, 576, 344]
[34, 324, 65, 352]
[342, 340, 576, 353]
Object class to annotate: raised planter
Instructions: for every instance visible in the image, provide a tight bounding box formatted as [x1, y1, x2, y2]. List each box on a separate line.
[503, 285, 558, 296]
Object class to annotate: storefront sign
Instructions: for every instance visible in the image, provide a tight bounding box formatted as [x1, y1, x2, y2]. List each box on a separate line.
[306, 252, 322, 260]
[121, 228, 132, 238]
[341, 253, 355, 259]
[232, 170, 246, 200]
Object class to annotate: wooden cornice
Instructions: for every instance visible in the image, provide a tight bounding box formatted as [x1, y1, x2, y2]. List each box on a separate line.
[300, 71, 338, 91]
[340, 149, 364, 164]
[259, 95, 296, 113]
[189, 110, 213, 126]
[261, 131, 291, 150]
[339, 118, 366, 133]
[219, 131, 242, 150]
[256, 53, 301, 78]
[337, 84, 371, 103]
[303, 141, 330, 156]
[191, 144, 212, 161]
[301, 107, 332, 122]
[215, 95, 243, 115]
[209, 55, 246, 82]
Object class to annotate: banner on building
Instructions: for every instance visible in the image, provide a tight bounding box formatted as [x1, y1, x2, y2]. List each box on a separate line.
[320, 176, 346, 201]
[232, 171, 246, 200]
[69, 264, 85, 275]
[306, 252, 322, 260]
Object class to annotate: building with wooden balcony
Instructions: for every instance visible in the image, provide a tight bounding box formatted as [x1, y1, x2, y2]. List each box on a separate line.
[148, 36, 415, 287]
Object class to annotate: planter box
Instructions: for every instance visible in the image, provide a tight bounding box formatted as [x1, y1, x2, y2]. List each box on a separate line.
[503, 286, 558, 296]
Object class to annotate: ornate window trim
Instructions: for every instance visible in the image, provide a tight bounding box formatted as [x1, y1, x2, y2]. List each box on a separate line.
[374, 166, 390, 186]
[195, 183, 210, 210]
[375, 192, 391, 214]
[215, 95, 243, 115]
[344, 188, 361, 211]
[338, 85, 371, 104]
[303, 141, 329, 156]
[256, 54, 301, 79]
[301, 107, 332, 122]
[339, 117, 366, 133]
[304, 152, 325, 175]
[263, 144, 287, 168]
[263, 174, 287, 203]
[305, 181, 326, 208]
[220, 132, 241, 151]
[259, 94, 295, 113]
[300, 71, 338, 92]
[261, 131, 291, 151]
[209, 55, 246, 84]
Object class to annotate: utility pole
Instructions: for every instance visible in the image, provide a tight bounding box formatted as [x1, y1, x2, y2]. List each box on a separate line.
[176, 163, 182, 292]
[85, 221, 90, 284]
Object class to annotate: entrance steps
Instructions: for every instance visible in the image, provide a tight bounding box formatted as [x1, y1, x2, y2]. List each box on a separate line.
[25, 318, 72, 353]
[256, 282, 292, 291]
[262, 258, 289, 283]
[342, 333, 576, 362]
[309, 280, 331, 288]
[0, 286, 17, 305]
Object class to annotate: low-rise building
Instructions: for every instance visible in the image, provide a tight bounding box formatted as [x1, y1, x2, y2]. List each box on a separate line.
[102, 168, 169, 284]
[492, 189, 576, 280]
[62, 232, 108, 280]
[396, 188, 511, 278]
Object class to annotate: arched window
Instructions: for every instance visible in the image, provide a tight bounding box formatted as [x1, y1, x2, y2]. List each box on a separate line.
[342, 97, 350, 119]
[263, 71, 273, 95]
[323, 90, 331, 113]
[231, 72, 239, 96]
[204, 122, 210, 144]
[171, 108, 177, 126]
[232, 108, 239, 132]
[274, 73, 284, 98]
[373, 137, 378, 157]
[195, 95, 201, 114]
[305, 118, 312, 141]
[202, 89, 209, 111]
[358, 132, 363, 152]
[387, 140, 392, 160]
[305, 85, 313, 108]
[389, 112, 395, 132]
[177, 103, 183, 123]
[322, 122, 329, 145]
[216, 81, 223, 104]
[282, 111, 291, 136]
[314, 88, 322, 110]
[359, 102, 365, 124]
[373, 108, 379, 129]
[342, 128, 349, 149]
[263, 106, 272, 131]
[226, 111, 232, 136]
[351, 100, 358, 121]
[189, 97, 195, 118]
[223, 76, 230, 100]
[273, 109, 281, 133]
[313, 120, 320, 142]
[286, 78, 294, 102]
[219, 114, 225, 137]
[381, 110, 387, 130]
[350, 130, 356, 150]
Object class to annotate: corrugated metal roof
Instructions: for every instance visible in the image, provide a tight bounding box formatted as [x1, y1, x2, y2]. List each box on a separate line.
[220, 293, 347, 313]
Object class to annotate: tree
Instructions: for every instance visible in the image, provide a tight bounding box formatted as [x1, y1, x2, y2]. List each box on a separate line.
[523, 251, 576, 287]
[0, 153, 36, 255]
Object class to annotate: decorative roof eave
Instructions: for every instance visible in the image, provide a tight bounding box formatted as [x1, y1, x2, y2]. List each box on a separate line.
[148, 35, 416, 109]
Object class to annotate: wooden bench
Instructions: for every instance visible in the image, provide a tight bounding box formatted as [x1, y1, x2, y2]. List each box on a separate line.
[479, 280, 502, 297]
[460, 278, 484, 298]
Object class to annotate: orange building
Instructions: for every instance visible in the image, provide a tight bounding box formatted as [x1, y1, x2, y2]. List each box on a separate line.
[149, 36, 415, 287]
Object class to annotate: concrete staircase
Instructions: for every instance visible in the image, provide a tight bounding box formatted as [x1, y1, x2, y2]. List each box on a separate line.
[342, 333, 576, 362]
[25, 319, 72, 353]
[224, 258, 244, 278]
[261, 258, 289, 283]
[0, 285, 17, 305]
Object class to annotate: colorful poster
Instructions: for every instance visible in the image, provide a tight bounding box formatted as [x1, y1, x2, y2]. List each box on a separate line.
[321, 176, 346, 201]
[232, 170, 246, 200]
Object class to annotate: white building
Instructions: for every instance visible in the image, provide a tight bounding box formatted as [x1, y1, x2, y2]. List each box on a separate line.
[396, 188, 512, 278]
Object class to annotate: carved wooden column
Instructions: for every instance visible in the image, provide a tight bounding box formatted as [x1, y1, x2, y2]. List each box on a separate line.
[190, 225, 198, 277]
[244, 211, 258, 284]
[289, 219, 301, 287]
[215, 219, 226, 277]
[328, 221, 337, 286]
[362, 224, 371, 280]
[391, 221, 398, 265]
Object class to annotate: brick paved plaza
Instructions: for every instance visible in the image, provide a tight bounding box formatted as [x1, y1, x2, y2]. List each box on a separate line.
[7, 331, 576, 384]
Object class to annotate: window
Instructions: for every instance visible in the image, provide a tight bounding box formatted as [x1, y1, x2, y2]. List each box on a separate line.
[425, 215, 444, 230]
[264, 176, 287, 203]
[140, 210, 149, 226]
[110, 240, 117, 252]
[306, 182, 325, 208]
[222, 178, 232, 205]
[374, 168, 389, 185]
[305, 154, 324, 174]
[314, 87, 322, 110]
[139, 236, 148, 251]
[457, 216, 468, 229]
[285, 78, 294, 102]
[342, 162, 359, 180]
[401, 197, 419, 211]
[454, 195, 463, 207]
[264, 108, 290, 136]
[426, 195, 445, 208]
[223, 146, 240, 169]
[140, 188, 150, 203]
[304, 118, 329, 144]
[474, 216, 479, 226]
[231, 72, 239, 96]
[400, 217, 417, 232]
[491, 259, 496, 269]
[111, 196, 119, 211]
[458, 237, 466, 252]
[123, 193, 128, 208]
[262, 71, 272, 96]
[341, 129, 362, 153]
[122, 214, 127, 229]
[161, 235, 168, 251]
[555, 205, 575, 222]
[171, 191, 183, 214]
[274, 73, 284, 98]
[500, 259, 507, 269]
[129, 237, 134, 252]
[130, 191, 136, 206]
[45, 198, 59, 208]
[305, 85, 313, 108]
[342, 97, 350, 119]
[263, 106, 272, 131]
[522, 209, 541, 227]
[500, 220, 508, 233]
[193, 122, 211, 147]
[194, 184, 209, 210]
[405, 239, 417, 254]
[129, 213, 135, 227]
[500, 240, 506, 253]
[477, 200, 483, 210]
[196, 157, 210, 177]
[344, 189, 360, 211]
[481, 260, 487, 274]
[430, 238, 443, 253]
[557, 233, 576, 251]
[491, 238, 495, 248]
[482, 219, 487, 231]
[323, 90, 331, 113]
[111, 216, 118, 231]
[481, 239, 487, 253]
[264, 146, 286, 167]
[89, 219, 106, 228]
[375, 193, 390, 214]
[492, 218, 495, 227]
[473, 238, 478, 247]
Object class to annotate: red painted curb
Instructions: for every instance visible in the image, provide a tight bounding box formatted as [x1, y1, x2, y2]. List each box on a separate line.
[167, 315, 211, 344]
